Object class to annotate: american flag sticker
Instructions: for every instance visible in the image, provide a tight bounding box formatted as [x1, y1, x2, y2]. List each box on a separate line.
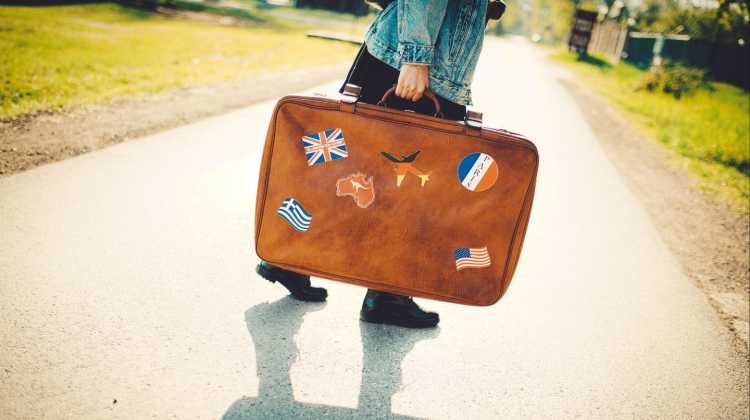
[301, 128, 348, 166]
[454, 247, 491, 271]
[277, 197, 312, 232]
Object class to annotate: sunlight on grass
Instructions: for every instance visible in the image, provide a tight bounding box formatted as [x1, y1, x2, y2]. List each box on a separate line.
[0, 3, 359, 118]
[553, 51, 750, 213]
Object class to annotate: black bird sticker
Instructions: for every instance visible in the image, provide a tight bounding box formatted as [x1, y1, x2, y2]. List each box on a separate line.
[380, 150, 431, 187]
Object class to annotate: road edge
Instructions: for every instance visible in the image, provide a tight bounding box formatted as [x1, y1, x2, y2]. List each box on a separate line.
[555, 66, 750, 357]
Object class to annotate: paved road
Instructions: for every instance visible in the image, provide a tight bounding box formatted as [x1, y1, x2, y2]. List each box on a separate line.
[1, 38, 747, 419]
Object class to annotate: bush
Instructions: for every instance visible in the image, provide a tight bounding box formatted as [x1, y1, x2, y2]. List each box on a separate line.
[637, 62, 706, 99]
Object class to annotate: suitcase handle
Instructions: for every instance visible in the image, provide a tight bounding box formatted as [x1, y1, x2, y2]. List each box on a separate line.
[343, 83, 484, 129]
[377, 85, 444, 119]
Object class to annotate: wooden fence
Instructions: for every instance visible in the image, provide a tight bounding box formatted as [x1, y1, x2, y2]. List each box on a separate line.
[588, 20, 628, 63]
[624, 32, 749, 89]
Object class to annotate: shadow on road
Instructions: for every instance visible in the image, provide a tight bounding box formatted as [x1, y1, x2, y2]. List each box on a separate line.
[222, 296, 439, 419]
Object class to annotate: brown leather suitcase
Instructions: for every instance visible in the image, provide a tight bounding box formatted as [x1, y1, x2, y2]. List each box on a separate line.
[254, 85, 538, 306]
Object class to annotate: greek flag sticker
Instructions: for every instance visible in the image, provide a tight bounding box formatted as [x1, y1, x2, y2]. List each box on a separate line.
[277, 197, 312, 232]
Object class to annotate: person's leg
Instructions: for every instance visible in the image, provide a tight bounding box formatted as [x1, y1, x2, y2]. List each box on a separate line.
[341, 47, 452, 328]
[358, 85, 458, 327]
[258, 47, 382, 304]
[340, 45, 399, 106]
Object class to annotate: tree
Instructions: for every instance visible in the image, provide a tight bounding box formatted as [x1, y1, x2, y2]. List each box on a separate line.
[526, 0, 579, 42]
[630, 0, 749, 43]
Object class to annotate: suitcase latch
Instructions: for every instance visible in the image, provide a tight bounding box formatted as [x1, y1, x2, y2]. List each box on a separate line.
[341, 83, 362, 104]
[465, 109, 484, 129]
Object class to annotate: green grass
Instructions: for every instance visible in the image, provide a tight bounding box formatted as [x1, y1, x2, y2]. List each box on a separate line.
[0, 2, 360, 118]
[553, 51, 750, 212]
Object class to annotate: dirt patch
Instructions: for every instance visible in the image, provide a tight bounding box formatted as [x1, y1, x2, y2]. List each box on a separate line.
[0, 63, 349, 177]
[558, 72, 750, 355]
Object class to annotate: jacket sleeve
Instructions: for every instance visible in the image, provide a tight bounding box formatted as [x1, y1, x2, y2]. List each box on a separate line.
[396, 0, 449, 65]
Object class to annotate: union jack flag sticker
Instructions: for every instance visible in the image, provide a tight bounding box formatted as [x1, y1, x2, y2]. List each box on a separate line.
[301, 128, 348, 166]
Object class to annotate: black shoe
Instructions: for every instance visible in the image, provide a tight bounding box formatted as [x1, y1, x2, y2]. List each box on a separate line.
[360, 290, 439, 328]
[256, 261, 327, 302]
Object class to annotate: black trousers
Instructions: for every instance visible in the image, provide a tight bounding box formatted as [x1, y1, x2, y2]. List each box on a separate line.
[339, 45, 467, 121]
[338, 45, 465, 299]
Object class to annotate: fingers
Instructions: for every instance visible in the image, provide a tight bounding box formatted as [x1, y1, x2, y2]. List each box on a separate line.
[412, 86, 424, 102]
[396, 65, 428, 102]
[398, 85, 414, 101]
[395, 80, 405, 99]
[396, 73, 412, 100]
[395, 82, 426, 102]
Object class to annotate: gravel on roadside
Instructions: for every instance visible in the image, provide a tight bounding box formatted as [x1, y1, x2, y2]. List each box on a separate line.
[0, 63, 351, 177]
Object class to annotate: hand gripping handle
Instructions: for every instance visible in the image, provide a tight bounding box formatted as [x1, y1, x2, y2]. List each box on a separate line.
[376, 84, 444, 118]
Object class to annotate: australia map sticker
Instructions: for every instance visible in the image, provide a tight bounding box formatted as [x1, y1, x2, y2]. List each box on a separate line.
[381, 150, 431, 187]
[454, 247, 491, 271]
[457, 152, 499, 192]
[302, 128, 348, 166]
[336, 173, 375, 209]
[277, 197, 312, 232]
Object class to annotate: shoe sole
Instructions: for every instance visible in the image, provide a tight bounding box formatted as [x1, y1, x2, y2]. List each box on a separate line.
[360, 314, 439, 329]
[256, 264, 277, 283]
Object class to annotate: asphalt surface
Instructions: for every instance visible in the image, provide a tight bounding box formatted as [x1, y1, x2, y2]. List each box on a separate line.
[1, 37, 748, 419]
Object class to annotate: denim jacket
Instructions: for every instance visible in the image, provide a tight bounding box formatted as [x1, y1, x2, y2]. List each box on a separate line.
[364, 0, 488, 106]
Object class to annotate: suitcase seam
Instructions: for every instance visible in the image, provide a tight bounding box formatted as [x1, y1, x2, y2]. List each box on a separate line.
[254, 100, 285, 260]
[279, 96, 538, 152]
[496, 154, 539, 302]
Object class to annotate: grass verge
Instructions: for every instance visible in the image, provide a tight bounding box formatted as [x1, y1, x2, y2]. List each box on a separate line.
[553, 51, 749, 213]
[0, 2, 360, 119]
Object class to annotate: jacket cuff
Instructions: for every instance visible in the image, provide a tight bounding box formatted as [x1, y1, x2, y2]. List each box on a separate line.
[398, 42, 434, 65]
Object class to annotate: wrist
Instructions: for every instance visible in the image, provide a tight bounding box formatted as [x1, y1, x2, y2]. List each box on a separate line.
[398, 42, 434, 65]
